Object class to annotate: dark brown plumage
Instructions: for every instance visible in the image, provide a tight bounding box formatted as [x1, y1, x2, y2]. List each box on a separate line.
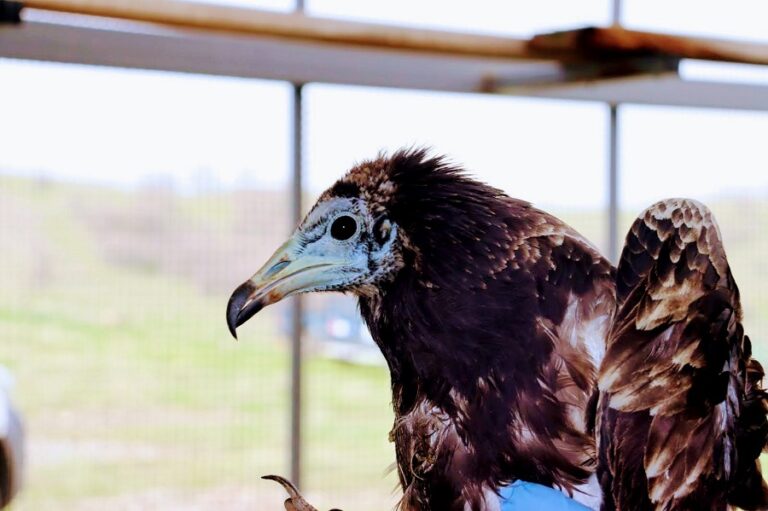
[230, 149, 614, 509]
[341, 151, 614, 509]
[596, 199, 768, 511]
[228, 150, 767, 511]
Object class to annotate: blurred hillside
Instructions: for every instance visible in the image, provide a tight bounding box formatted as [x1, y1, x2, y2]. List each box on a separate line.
[0, 175, 396, 511]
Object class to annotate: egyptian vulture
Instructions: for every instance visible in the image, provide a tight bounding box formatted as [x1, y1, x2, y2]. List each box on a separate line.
[227, 149, 767, 510]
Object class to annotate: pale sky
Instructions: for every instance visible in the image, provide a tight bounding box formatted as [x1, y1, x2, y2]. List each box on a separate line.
[1, 0, 767, 211]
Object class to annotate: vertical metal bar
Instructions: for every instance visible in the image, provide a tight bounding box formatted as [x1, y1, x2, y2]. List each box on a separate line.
[612, 0, 622, 25]
[289, 0, 305, 486]
[608, 103, 620, 263]
[607, 0, 621, 261]
[289, 81, 304, 489]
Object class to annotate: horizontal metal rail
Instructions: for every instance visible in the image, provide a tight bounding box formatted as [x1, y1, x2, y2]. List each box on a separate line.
[0, 1, 766, 109]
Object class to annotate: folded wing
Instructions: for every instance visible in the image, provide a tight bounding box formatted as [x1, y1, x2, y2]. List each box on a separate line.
[597, 198, 768, 510]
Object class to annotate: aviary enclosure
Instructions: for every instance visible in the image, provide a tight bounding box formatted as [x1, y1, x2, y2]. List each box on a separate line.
[1, 0, 768, 509]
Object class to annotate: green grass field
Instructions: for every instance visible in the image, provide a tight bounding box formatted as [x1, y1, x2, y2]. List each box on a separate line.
[1, 176, 766, 510]
[0, 177, 397, 510]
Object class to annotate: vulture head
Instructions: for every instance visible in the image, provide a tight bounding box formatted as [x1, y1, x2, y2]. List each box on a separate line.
[227, 148, 500, 337]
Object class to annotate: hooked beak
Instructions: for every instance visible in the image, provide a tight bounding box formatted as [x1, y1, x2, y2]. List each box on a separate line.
[226, 237, 345, 339]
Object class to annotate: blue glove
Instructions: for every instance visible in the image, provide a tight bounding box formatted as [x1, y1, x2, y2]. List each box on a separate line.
[499, 481, 592, 510]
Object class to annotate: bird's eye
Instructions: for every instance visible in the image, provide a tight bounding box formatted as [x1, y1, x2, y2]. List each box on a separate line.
[330, 215, 358, 241]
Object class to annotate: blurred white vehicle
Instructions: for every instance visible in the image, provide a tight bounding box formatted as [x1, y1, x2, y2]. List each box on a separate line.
[282, 296, 385, 365]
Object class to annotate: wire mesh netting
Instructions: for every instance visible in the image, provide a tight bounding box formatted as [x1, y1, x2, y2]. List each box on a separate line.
[1, 53, 768, 511]
[0, 60, 301, 509]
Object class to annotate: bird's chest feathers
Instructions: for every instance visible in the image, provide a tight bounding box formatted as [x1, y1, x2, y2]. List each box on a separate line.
[392, 397, 462, 477]
[391, 393, 483, 509]
[360, 284, 608, 505]
[360, 279, 541, 384]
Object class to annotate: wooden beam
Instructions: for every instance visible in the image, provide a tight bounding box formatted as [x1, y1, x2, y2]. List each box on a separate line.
[21, 0, 533, 60]
[0, 17, 556, 93]
[18, 1, 768, 68]
[3, 4, 767, 110]
[529, 27, 768, 66]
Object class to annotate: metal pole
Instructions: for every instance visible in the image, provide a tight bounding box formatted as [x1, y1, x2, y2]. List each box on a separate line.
[611, 0, 622, 25]
[607, 0, 621, 262]
[289, 82, 304, 488]
[289, 0, 305, 489]
[607, 103, 620, 263]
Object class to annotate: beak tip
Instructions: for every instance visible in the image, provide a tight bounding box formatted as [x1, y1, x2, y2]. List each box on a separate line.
[226, 281, 253, 340]
[226, 280, 265, 339]
[226, 308, 239, 340]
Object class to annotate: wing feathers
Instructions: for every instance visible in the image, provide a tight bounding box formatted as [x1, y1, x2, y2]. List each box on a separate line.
[598, 198, 768, 510]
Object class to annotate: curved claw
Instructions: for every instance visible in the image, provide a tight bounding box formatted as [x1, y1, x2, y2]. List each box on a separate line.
[263, 475, 344, 511]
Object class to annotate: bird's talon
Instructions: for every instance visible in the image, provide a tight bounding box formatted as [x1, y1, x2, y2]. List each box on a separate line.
[262, 474, 342, 511]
